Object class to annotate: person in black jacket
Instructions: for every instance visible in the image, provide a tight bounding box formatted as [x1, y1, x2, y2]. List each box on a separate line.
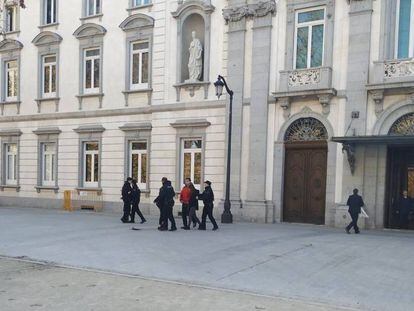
[121, 177, 133, 223]
[130, 179, 146, 224]
[154, 177, 177, 231]
[345, 188, 365, 234]
[187, 183, 201, 229]
[198, 181, 218, 231]
[399, 190, 412, 229]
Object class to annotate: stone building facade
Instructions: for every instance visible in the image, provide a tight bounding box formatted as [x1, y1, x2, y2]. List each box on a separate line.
[0, 0, 413, 230]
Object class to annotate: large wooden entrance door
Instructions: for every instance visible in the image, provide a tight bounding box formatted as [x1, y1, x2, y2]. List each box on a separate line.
[283, 141, 327, 225]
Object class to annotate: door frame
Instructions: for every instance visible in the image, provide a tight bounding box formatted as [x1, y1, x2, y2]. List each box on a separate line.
[283, 140, 328, 224]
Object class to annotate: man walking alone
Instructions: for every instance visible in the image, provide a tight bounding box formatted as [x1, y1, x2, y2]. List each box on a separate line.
[346, 188, 365, 234]
[121, 177, 133, 223]
[198, 181, 218, 231]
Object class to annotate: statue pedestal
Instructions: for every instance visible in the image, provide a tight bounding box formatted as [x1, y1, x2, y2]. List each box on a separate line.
[173, 81, 210, 101]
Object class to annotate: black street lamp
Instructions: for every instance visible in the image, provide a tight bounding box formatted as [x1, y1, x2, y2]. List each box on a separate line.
[214, 75, 233, 224]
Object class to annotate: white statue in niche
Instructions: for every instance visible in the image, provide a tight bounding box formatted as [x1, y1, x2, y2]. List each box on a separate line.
[186, 30, 203, 82]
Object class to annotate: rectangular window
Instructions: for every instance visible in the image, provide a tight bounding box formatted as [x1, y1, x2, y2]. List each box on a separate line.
[42, 143, 56, 186]
[129, 141, 148, 189]
[5, 143, 17, 185]
[83, 142, 99, 187]
[294, 7, 325, 69]
[84, 48, 100, 94]
[133, 0, 150, 7]
[130, 41, 149, 90]
[5, 6, 17, 32]
[5, 60, 18, 101]
[44, 0, 57, 24]
[396, 0, 414, 58]
[86, 0, 101, 16]
[181, 139, 202, 189]
[42, 55, 57, 98]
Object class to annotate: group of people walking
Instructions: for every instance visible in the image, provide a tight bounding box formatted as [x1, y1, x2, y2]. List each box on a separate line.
[121, 176, 218, 232]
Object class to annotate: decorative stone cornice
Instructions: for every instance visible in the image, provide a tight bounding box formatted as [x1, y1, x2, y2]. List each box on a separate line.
[223, 0, 276, 24]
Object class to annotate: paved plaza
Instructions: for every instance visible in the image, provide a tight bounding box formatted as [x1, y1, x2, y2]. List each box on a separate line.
[0, 207, 413, 311]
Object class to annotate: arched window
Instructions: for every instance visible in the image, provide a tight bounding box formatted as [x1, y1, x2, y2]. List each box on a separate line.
[389, 113, 414, 135]
[284, 117, 328, 142]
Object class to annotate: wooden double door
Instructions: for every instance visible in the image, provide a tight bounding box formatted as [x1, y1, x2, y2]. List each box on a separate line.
[283, 141, 328, 225]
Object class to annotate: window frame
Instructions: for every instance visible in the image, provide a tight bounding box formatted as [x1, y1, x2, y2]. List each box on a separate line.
[4, 59, 18, 102]
[82, 141, 100, 188]
[129, 141, 148, 190]
[83, 47, 101, 94]
[5, 5, 18, 33]
[43, 0, 57, 25]
[131, 0, 151, 8]
[5, 143, 17, 186]
[130, 41, 149, 90]
[180, 138, 203, 190]
[395, 0, 414, 59]
[293, 6, 326, 69]
[41, 54, 57, 98]
[85, 0, 102, 17]
[41, 142, 56, 186]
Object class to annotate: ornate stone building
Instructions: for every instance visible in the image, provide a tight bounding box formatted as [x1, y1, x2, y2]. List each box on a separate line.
[0, 0, 413, 230]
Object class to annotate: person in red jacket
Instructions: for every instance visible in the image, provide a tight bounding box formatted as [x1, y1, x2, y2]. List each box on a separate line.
[179, 178, 192, 230]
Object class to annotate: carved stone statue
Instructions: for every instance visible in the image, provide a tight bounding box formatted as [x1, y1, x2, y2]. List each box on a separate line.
[186, 31, 203, 82]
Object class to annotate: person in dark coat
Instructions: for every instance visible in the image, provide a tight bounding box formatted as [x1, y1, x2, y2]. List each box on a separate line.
[154, 177, 177, 231]
[345, 188, 365, 234]
[198, 181, 218, 231]
[399, 190, 412, 229]
[121, 177, 133, 223]
[187, 183, 201, 229]
[130, 179, 146, 224]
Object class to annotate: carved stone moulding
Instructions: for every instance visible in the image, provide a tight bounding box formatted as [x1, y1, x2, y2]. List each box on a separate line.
[288, 68, 321, 87]
[173, 81, 210, 102]
[223, 0, 276, 24]
[384, 58, 414, 79]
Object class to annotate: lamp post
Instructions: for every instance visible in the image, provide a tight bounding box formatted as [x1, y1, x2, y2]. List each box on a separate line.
[214, 75, 233, 224]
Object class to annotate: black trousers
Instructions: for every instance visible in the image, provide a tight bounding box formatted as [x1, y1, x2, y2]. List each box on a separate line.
[122, 201, 131, 221]
[346, 212, 360, 233]
[165, 205, 177, 229]
[400, 212, 409, 229]
[201, 204, 218, 229]
[181, 203, 189, 227]
[131, 202, 145, 222]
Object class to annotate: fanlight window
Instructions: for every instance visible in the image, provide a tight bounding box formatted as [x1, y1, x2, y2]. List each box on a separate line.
[284, 117, 328, 142]
[389, 113, 414, 135]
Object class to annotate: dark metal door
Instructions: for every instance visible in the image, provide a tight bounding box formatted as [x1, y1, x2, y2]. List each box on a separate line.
[283, 142, 327, 225]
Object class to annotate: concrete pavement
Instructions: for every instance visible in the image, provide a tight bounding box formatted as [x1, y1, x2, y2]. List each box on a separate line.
[0, 207, 413, 311]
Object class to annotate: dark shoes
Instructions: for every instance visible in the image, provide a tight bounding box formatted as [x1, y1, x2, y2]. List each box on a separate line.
[181, 226, 190, 230]
[212, 227, 219, 231]
[121, 218, 129, 223]
[129, 220, 135, 223]
[140, 219, 146, 224]
[169, 227, 177, 232]
[198, 226, 206, 231]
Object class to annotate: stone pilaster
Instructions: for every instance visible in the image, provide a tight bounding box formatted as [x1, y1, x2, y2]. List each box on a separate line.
[342, 0, 373, 198]
[222, 0, 247, 209]
[243, 1, 276, 223]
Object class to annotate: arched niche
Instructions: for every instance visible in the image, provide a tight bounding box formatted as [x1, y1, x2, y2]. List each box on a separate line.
[172, 1, 214, 100]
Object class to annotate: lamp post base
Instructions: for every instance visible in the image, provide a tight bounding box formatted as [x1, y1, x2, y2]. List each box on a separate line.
[221, 200, 233, 224]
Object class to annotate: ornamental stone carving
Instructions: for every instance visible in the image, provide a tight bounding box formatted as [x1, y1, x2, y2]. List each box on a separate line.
[288, 68, 321, 87]
[284, 117, 328, 142]
[384, 59, 414, 79]
[223, 0, 276, 24]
